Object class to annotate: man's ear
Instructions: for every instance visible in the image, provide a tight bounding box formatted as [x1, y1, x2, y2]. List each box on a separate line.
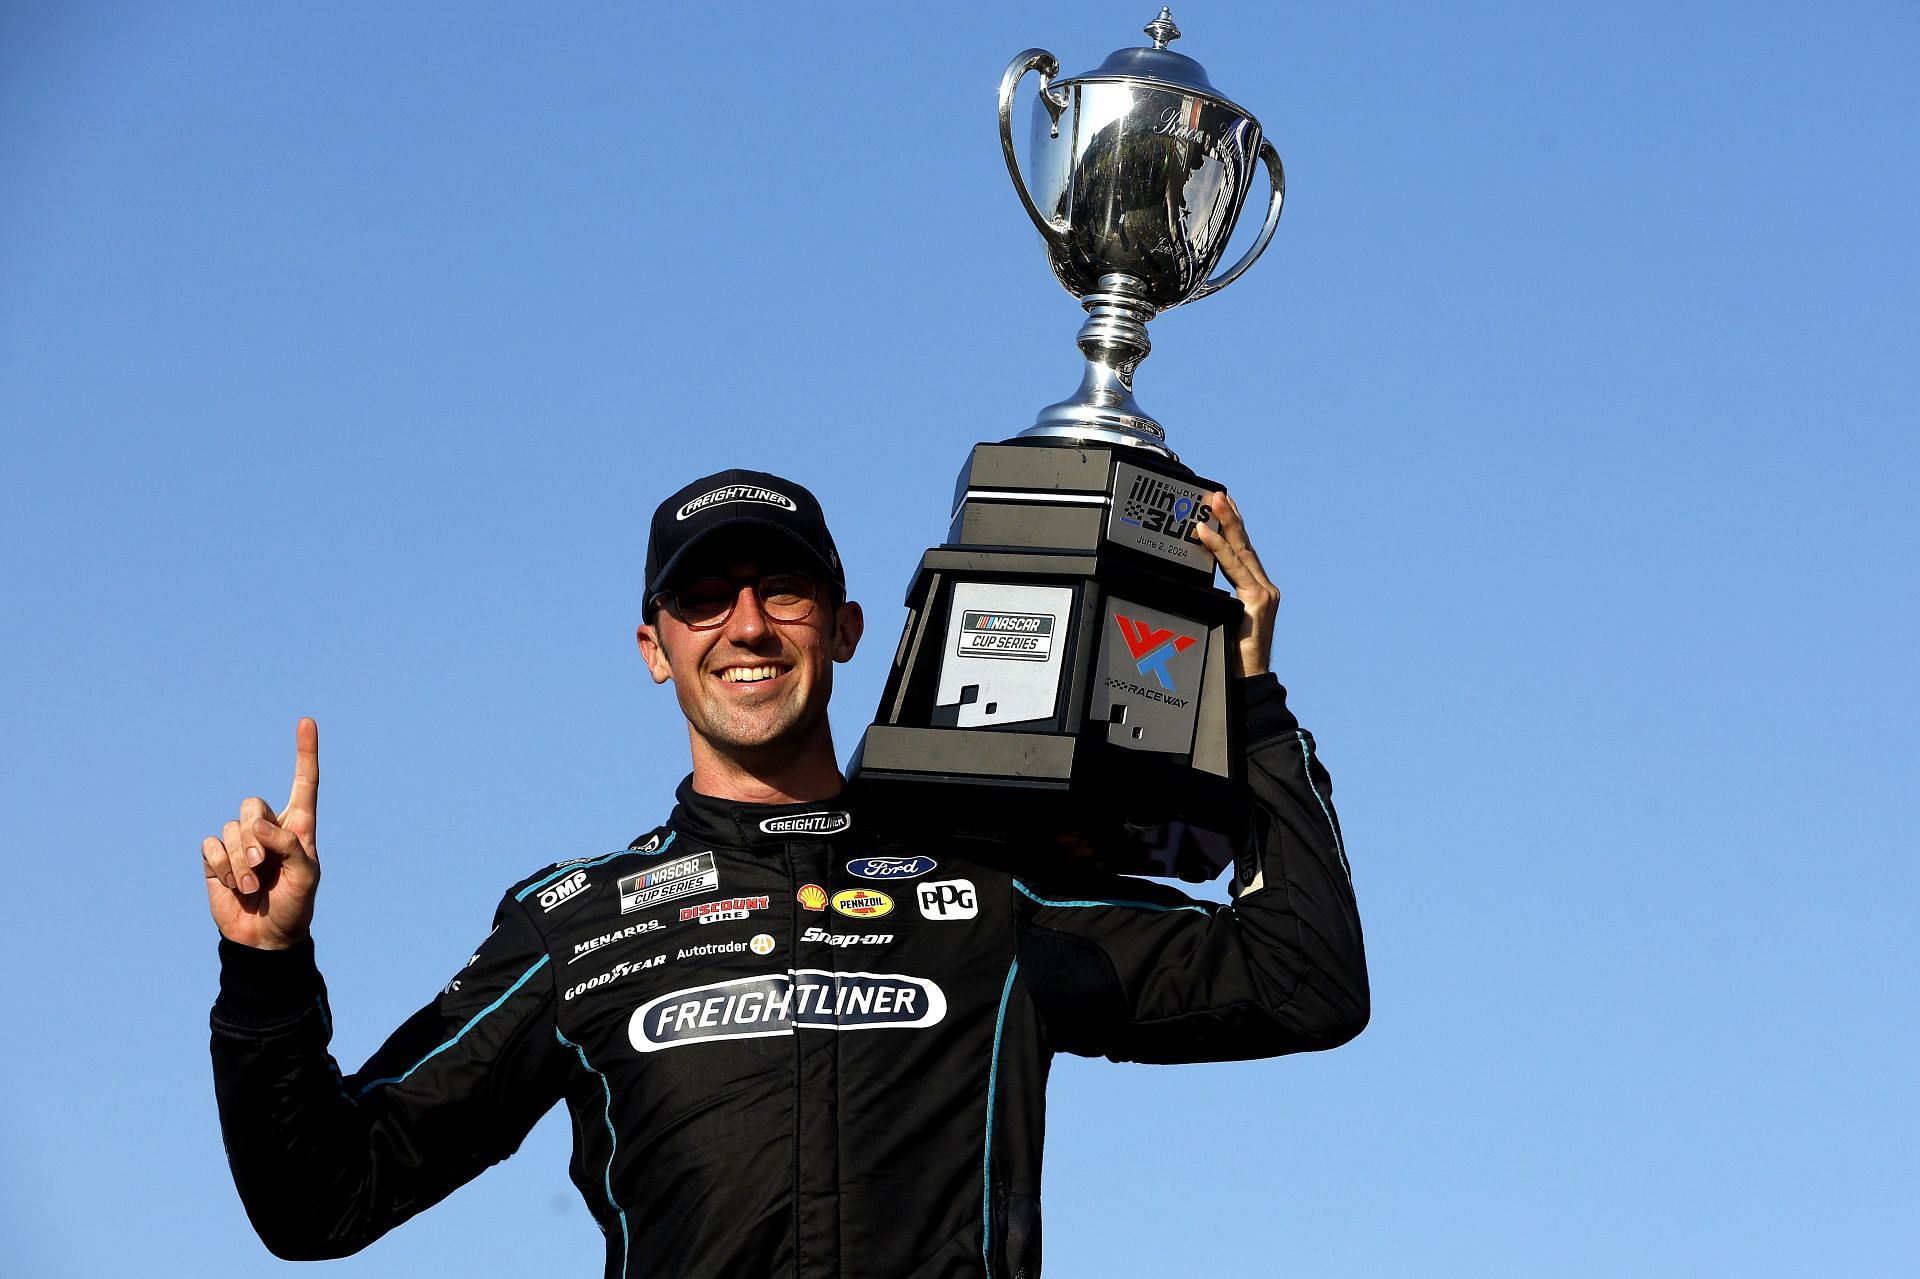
[831, 599, 864, 663]
[635, 622, 674, 685]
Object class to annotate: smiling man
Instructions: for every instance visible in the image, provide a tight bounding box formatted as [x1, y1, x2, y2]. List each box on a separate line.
[206, 467, 1368, 1277]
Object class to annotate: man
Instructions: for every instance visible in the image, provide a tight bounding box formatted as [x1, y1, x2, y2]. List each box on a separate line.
[205, 467, 1368, 1277]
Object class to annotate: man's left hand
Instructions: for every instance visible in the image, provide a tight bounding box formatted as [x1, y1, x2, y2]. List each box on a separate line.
[1193, 490, 1278, 678]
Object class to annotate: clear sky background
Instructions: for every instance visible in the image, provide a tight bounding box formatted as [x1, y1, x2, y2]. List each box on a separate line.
[3, 2, 1915, 1275]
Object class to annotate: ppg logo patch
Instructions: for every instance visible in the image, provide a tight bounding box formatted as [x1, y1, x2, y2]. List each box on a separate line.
[917, 879, 978, 920]
[629, 970, 947, 1052]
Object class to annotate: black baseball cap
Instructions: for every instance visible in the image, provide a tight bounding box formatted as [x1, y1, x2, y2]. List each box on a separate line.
[644, 468, 845, 607]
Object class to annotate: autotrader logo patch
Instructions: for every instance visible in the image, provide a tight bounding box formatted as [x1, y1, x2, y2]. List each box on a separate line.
[629, 970, 947, 1052]
[1113, 613, 1197, 692]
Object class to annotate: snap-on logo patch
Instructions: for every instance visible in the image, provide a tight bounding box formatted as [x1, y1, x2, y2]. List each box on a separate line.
[758, 811, 852, 836]
[628, 970, 947, 1052]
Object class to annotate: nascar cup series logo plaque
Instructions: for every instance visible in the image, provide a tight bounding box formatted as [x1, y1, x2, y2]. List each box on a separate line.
[850, 10, 1286, 880]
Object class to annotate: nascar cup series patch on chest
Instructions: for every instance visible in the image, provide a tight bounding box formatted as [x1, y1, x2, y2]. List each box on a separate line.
[618, 852, 718, 914]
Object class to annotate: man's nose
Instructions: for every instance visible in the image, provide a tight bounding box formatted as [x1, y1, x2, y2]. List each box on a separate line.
[723, 582, 771, 643]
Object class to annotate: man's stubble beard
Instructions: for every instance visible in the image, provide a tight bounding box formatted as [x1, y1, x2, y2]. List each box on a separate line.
[683, 671, 834, 764]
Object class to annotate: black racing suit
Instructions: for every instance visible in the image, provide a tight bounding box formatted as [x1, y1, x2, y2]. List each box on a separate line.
[210, 674, 1368, 1277]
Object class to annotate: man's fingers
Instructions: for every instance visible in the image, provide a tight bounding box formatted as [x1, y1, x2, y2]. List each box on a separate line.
[219, 819, 258, 897]
[203, 835, 236, 891]
[1201, 492, 1277, 595]
[246, 814, 310, 869]
[283, 717, 319, 823]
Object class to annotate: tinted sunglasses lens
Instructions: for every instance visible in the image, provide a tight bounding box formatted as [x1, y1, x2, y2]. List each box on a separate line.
[674, 579, 737, 625]
[760, 574, 816, 621]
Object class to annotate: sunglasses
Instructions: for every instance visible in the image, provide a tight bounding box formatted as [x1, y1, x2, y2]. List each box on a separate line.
[653, 572, 820, 631]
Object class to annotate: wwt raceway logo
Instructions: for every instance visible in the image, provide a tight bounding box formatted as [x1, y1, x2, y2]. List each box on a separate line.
[629, 971, 946, 1052]
[1113, 614, 1197, 692]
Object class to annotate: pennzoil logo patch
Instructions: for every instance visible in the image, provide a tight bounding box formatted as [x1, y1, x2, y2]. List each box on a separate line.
[831, 888, 893, 919]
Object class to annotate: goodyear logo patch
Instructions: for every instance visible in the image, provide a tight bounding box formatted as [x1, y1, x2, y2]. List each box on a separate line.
[628, 970, 947, 1052]
[831, 888, 893, 919]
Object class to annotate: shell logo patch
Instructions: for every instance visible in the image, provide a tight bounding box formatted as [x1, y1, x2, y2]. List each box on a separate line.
[797, 883, 828, 912]
[831, 888, 893, 919]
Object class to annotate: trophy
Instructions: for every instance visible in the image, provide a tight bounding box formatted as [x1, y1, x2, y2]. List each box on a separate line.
[849, 9, 1286, 880]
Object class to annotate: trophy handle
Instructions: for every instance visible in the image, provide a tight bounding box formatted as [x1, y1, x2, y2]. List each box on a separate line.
[1185, 138, 1287, 305]
[998, 49, 1070, 245]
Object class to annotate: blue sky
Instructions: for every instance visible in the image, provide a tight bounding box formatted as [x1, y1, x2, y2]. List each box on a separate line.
[2, 2, 1915, 1275]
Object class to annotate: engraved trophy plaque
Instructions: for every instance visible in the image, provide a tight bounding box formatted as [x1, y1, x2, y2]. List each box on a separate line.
[849, 10, 1286, 880]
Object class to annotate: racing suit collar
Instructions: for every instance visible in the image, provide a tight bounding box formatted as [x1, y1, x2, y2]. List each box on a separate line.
[667, 775, 865, 849]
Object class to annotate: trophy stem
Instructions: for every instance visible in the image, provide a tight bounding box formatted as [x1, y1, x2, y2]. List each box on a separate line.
[1019, 273, 1176, 459]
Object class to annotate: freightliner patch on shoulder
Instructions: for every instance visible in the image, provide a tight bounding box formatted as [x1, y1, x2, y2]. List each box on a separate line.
[629, 970, 946, 1052]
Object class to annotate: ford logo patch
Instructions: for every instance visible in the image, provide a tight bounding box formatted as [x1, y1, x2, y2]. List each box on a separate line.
[846, 855, 937, 881]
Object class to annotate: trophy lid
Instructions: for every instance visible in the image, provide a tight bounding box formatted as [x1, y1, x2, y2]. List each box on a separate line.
[1069, 8, 1228, 101]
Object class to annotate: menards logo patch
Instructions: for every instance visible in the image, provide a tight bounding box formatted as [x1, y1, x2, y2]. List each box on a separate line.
[830, 888, 893, 919]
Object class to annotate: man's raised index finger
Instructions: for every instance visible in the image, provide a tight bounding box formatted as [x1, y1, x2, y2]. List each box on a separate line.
[285, 717, 319, 817]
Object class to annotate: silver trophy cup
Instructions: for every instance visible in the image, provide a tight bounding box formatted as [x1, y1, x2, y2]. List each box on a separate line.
[999, 8, 1285, 455]
[852, 11, 1287, 880]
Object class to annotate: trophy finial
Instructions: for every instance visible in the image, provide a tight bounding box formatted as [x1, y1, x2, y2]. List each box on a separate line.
[1144, 8, 1181, 50]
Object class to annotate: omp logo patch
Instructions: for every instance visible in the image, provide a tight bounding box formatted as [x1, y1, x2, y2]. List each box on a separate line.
[845, 855, 937, 881]
[1113, 613, 1198, 692]
[759, 811, 852, 836]
[537, 870, 590, 912]
[628, 970, 947, 1052]
[831, 889, 893, 919]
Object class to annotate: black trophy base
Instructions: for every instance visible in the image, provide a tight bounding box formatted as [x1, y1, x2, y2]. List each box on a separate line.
[847, 438, 1247, 882]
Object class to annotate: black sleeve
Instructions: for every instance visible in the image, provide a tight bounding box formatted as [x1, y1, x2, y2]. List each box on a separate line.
[208, 893, 567, 1260]
[1017, 674, 1370, 1063]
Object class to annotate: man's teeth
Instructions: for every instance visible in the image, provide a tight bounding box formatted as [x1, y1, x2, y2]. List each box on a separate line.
[721, 666, 780, 684]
